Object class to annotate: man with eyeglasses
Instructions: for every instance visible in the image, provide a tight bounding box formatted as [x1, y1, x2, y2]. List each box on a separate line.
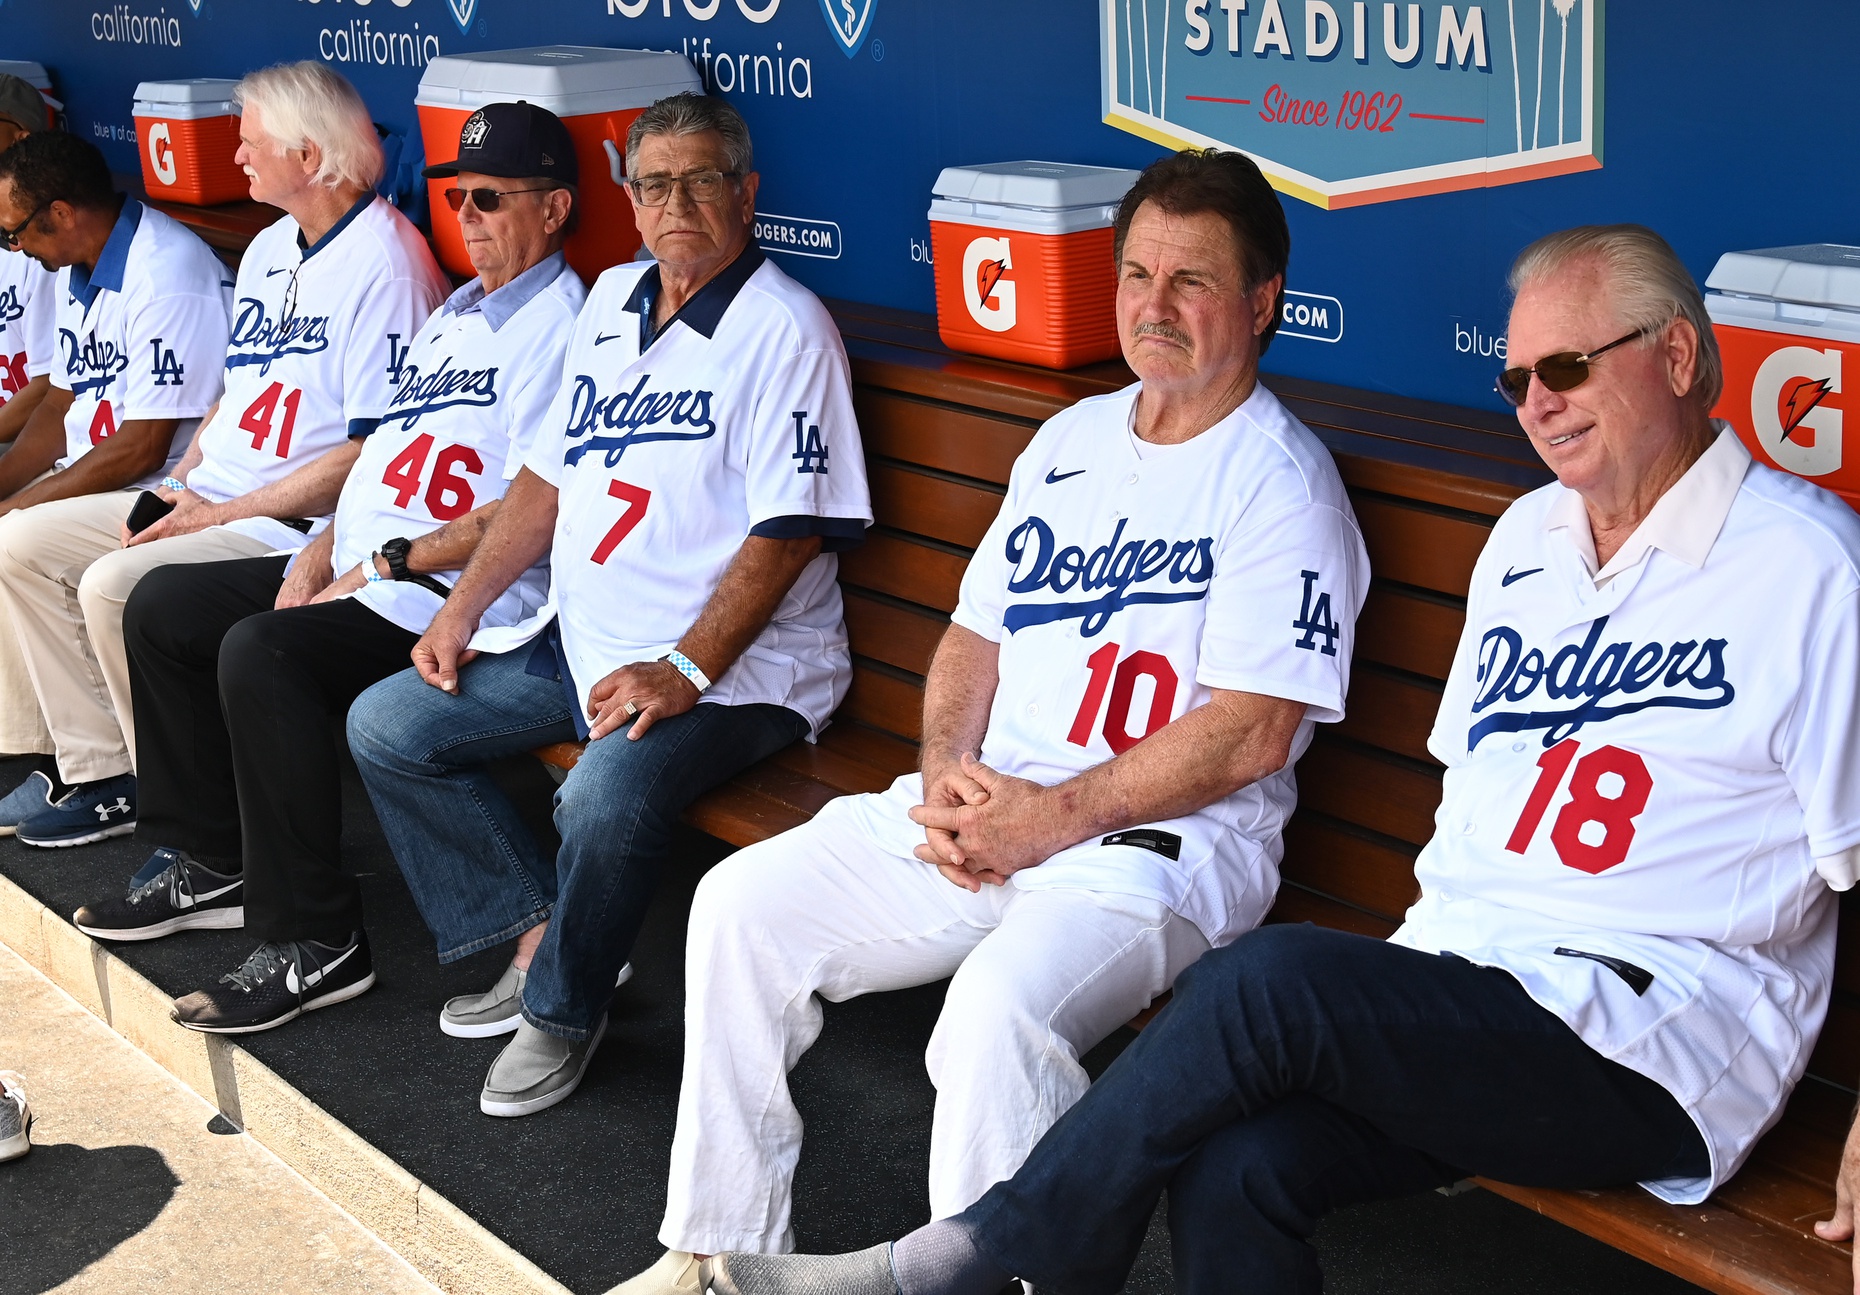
[701, 223, 1860, 1295]
[66, 102, 585, 1038]
[0, 61, 445, 847]
[346, 92, 870, 1120]
[0, 129, 231, 833]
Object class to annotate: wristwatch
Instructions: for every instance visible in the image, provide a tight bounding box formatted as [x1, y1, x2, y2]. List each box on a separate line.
[374, 538, 452, 599]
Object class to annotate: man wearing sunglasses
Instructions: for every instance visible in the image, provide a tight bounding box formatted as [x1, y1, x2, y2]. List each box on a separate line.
[347, 92, 870, 1122]
[0, 130, 231, 834]
[702, 223, 1860, 1295]
[67, 102, 584, 1039]
[0, 61, 446, 849]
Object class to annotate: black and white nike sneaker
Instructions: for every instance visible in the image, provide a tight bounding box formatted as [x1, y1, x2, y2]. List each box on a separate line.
[72, 849, 243, 942]
[170, 931, 375, 1034]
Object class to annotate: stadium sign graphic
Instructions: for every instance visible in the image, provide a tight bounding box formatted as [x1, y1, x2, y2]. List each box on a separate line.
[1100, 0, 1602, 208]
[817, 0, 876, 57]
[447, 0, 476, 34]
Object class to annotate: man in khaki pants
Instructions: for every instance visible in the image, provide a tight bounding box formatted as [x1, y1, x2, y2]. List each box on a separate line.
[0, 62, 444, 847]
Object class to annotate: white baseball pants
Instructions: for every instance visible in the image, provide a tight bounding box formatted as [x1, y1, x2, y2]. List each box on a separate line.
[659, 788, 1210, 1256]
[0, 491, 276, 781]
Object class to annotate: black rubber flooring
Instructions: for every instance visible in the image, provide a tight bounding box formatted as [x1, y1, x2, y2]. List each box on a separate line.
[0, 752, 1706, 1295]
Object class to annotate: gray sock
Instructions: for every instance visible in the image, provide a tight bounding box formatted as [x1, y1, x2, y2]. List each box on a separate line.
[701, 1243, 898, 1295]
[891, 1219, 1013, 1295]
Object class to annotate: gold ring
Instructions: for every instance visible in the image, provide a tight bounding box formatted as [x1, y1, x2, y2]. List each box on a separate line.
[621, 700, 639, 719]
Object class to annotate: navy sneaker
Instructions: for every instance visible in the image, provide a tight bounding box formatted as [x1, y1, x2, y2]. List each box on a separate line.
[0, 771, 55, 837]
[171, 932, 374, 1034]
[16, 773, 137, 848]
[73, 849, 243, 942]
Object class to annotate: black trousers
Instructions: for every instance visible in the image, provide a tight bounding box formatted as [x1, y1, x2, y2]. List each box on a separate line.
[965, 924, 1710, 1295]
[124, 556, 420, 944]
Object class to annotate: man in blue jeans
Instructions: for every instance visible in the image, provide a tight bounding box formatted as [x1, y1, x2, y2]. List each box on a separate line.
[347, 93, 870, 1118]
[696, 226, 1860, 1291]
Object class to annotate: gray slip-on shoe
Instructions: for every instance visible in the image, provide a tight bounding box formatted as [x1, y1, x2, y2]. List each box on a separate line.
[480, 1015, 607, 1117]
[0, 772, 54, 836]
[606, 1249, 703, 1295]
[442, 959, 634, 1038]
[699, 1246, 896, 1295]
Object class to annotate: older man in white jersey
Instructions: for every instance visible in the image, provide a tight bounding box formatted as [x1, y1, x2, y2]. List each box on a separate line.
[0, 61, 445, 847]
[64, 102, 584, 1037]
[347, 92, 871, 1121]
[0, 130, 230, 834]
[622, 149, 1371, 1295]
[703, 222, 1860, 1295]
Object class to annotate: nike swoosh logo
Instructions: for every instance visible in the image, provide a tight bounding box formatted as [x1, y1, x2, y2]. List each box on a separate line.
[593, 332, 627, 346]
[176, 882, 241, 911]
[285, 944, 356, 994]
[1044, 468, 1087, 484]
[265, 266, 293, 277]
[1501, 566, 1544, 586]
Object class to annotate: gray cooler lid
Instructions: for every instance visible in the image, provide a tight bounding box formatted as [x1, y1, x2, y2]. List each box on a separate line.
[1705, 244, 1860, 310]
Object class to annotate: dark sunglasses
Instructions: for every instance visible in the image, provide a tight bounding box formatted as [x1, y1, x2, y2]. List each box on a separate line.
[0, 197, 53, 250]
[1495, 327, 1650, 407]
[443, 185, 555, 213]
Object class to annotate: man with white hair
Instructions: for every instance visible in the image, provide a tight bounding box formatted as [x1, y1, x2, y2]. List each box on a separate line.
[703, 223, 1860, 1295]
[0, 60, 446, 847]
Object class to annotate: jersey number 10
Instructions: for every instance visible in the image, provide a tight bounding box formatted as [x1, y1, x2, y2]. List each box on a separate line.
[1067, 642, 1180, 755]
[1505, 740, 1653, 874]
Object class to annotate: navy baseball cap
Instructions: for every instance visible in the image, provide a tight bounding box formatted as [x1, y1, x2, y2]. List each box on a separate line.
[423, 101, 578, 185]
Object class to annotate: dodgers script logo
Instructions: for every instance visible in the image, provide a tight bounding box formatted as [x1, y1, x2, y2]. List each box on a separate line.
[58, 327, 129, 398]
[0, 285, 24, 334]
[225, 298, 331, 375]
[382, 356, 500, 430]
[562, 373, 717, 468]
[1469, 615, 1734, 749]
[1002, 515, 1214, 636]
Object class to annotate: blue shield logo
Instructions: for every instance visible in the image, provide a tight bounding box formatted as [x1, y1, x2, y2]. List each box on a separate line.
[185, 0, 202, 12]
[818, 0, 876, 58]
[447, 0, 477, 34]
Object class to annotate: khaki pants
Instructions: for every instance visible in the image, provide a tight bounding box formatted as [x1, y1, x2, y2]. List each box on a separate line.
[0, 492, 277, 782]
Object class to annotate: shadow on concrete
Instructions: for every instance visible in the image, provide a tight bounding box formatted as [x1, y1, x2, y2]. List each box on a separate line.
[0, 1142, 178, 1293]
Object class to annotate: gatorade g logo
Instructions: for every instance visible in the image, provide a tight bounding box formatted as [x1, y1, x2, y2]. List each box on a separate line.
[148, 123, 177, 187]
[962, 235, 1016, 333]
[1753, 346, 1842, 477]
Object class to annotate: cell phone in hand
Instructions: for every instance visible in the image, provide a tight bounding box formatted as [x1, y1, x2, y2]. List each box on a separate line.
[125, 490, 176, 536]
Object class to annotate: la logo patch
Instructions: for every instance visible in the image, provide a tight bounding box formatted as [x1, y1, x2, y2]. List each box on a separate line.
[817, 0, 876, 58]
[447, 0, 477, 34]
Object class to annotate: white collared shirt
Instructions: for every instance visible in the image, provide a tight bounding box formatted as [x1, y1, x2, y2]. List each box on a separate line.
[0, 247, 54, 407]
[1394, 426, 1860, 1204]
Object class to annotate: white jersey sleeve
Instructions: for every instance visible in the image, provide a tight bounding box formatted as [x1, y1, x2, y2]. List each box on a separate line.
[1197, 501, 1364, 722]
[17, 257, 52, 381]
[744, 347, 870, 538]
[117, 277, 228, 420]
[345, 276, 443, 429]
[1785, 586, 1860, 861]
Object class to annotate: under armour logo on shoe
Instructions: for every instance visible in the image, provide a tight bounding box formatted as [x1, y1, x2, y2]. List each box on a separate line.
[94, 798, 131, 822]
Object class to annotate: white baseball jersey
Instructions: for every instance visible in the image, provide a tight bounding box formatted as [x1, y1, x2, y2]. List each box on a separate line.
[50, 200, 230, 486]
[470, 247, 871, 737]
[924, 380, 1365, 946]
[184, 196, 448, 551]
[331, 253, 584, 635]
[0, 246, 54, 407]
[1393, 429, 1860, 1204]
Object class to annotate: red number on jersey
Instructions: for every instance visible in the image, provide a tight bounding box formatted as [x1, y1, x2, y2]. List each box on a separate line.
[425, 444, 483, 522]
[1505, 740, 1653, 874]
[87, 399, 117, 445]
[1065, 641, 1181, 754]
[238, 382, 302, 459]
[591, 480, 651, 564]
[381, 433, 433, 508]
[0, 351, 26, 398]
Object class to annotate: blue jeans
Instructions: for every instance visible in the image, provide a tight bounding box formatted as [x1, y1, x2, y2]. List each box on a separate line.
[346, 645, 808, 1039]
[963, 924, 1708, 1294]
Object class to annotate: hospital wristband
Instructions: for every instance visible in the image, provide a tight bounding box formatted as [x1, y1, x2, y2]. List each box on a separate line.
[160, 477, 186, 493]
[663, 649, 712, 694]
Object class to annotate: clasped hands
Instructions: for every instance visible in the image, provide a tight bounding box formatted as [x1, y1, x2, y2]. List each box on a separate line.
[910, 751, 1063, 893]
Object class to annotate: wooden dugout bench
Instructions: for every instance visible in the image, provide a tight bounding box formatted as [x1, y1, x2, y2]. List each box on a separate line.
[153, 189, 1857, 1295]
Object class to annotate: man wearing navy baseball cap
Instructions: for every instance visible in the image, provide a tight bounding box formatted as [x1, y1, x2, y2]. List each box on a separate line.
[425, 99, 579, 199]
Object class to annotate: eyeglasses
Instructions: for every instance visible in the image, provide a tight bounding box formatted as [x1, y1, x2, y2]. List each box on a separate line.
[627, 170, 741, 207]
[0, 197, 53, 250]
[442, 185, 557, 213]
[1495, 328, 1650, 407]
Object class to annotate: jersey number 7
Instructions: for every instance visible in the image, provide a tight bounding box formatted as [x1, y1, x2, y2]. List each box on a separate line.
[592, 480, 651, 564]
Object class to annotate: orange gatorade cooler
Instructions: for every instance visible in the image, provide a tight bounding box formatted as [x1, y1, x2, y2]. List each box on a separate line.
[1706, 244, 1860, 513]
[416, 46, 700, 284]
[929, 162, 1141, 369]
[0, 62, 60, 127]
[132, 80, 244, 206]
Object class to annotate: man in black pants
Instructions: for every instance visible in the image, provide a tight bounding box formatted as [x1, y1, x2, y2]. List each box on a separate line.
[68, 104, 586, 1034]
[696, 225, 1860, 1292]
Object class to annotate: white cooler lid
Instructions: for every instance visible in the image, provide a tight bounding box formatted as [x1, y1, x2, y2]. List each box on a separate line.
[417, 46, 701, 117]
[1706, 244, 1860, 342]
[0, 62, 51, 92]
[134, 78, 238, 120]
[930, 161, 1141, 236]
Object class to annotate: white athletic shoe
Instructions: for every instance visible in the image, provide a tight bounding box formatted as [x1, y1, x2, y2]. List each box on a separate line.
[605, 1248, 702, 1295]
[0, 1071, 31, 1162]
